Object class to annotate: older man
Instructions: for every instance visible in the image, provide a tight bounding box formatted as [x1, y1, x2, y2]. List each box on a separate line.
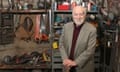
[59, 6, 97, 72]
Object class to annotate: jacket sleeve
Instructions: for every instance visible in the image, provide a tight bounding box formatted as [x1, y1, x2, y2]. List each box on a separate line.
[75, 28, 97, 68]
[59, 26, 68, 60]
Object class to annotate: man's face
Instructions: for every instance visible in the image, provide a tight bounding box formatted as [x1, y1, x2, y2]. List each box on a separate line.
[72, 6, 86, 26]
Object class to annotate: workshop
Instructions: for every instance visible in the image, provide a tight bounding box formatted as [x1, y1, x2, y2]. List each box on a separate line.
[0, 0, 120, 72]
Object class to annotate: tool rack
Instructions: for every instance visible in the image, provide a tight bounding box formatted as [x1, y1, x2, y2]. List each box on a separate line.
[0, 10, 52, 71]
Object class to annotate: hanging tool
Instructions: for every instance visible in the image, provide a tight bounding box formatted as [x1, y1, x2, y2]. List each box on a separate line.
[15, 16, 34, 41]
[34, 15, 41, 42]
[34, 14, 49, 43]
[39, 14, 49, 41]
[0, 0, 3, 9]
[8, 0, 14, 10]
[13, 0, 22, 10]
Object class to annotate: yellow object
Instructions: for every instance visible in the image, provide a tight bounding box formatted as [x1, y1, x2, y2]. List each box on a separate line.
[42, 52, 50, 61]
[52, 42, 58, 49]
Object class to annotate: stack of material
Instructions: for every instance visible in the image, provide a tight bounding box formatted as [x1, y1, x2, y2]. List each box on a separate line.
[0, 14, 14, 45]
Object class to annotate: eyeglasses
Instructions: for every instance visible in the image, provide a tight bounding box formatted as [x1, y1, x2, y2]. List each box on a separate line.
[73, 12, 86, 17]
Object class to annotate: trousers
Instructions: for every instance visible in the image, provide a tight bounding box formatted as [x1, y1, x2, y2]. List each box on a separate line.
[69, 66, 76, 72]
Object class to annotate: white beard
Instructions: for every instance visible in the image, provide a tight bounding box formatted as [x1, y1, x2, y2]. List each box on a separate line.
[74, 19, 84, 26]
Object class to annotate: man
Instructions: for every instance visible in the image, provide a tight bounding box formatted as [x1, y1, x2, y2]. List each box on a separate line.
[59, 6, 97, 72]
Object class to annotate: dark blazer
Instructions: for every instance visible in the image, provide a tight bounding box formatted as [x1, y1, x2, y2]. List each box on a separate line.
[59, 22, 97, 72]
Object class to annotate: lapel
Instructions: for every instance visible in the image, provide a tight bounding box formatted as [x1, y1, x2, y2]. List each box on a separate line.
[68, 23, 74, 54]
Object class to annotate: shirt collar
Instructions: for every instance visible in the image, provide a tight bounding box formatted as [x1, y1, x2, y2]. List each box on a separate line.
[73, 22, 84, 29]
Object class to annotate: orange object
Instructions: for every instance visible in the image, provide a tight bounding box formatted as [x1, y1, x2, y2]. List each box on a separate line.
[34, 15, 41, 40]
[40, 33, 48, 41]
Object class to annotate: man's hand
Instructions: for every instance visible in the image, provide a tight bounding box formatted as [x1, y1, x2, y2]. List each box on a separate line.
[63, 59, 77, 68]
[63, 59, 72, 67]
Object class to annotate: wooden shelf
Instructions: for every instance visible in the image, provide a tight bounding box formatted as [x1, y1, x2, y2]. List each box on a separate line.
[0, 64, 51, 69]
[54, 10, 72, 13]
[0, 9, 49, 14]
[53, 10, 98, 14]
